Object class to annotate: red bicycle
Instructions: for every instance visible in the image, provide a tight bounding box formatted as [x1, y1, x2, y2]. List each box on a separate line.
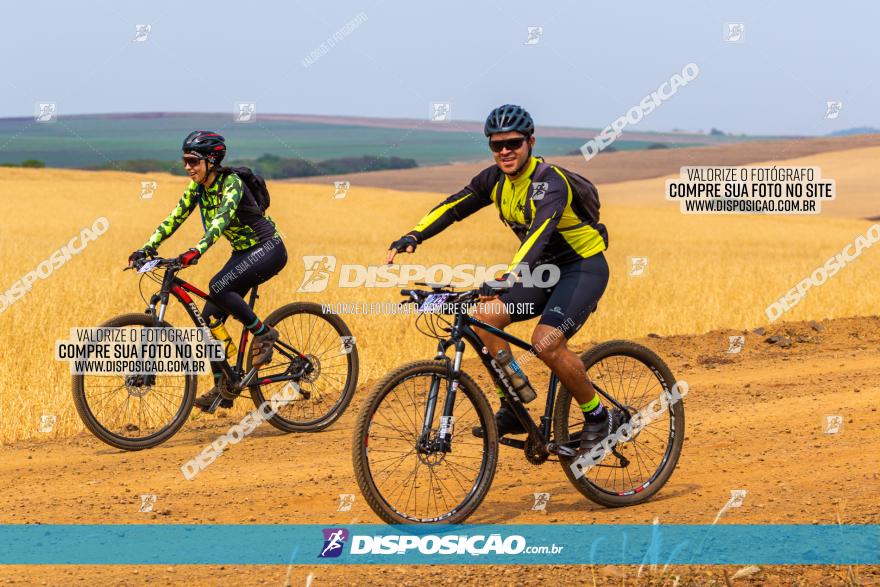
[72, 256, 358, 450]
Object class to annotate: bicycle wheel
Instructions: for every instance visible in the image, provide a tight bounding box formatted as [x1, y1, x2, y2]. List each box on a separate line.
[71, 313, 196, 451]
[247, 302, 358, 432]
[352, 360, 498, 524]
[553, 340, 685, 507]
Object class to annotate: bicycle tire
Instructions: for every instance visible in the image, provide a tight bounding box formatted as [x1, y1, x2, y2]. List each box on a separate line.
[352, 360, 498, 524]
[553, 340, 685, 507]
[247, 302, 358, 432]
[71, 313, 196, 451]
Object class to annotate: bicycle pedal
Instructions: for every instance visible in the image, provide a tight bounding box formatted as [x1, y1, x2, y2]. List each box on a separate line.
[199, 394, 224, 415]
[551, 443, 578, 457]
[499, 437, 526, 449]
[219, 387, 239, 401]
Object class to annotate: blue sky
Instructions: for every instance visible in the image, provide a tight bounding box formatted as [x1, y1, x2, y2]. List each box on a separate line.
[1, 0, 876, 135]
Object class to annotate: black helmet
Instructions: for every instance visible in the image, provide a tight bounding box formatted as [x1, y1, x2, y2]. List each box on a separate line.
[182, 130, 226, 165]
[484, 104, 534, 137]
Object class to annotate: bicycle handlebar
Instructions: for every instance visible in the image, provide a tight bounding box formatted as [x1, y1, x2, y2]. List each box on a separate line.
[124, 256, 194, 272]
[399, 288, 479, 305]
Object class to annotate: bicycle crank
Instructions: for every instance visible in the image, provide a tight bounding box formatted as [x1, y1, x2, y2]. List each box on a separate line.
[525, 435, 550, 465]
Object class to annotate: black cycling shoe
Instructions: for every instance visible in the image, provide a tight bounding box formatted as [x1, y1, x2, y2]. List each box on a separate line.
[578, 407, 625, 453]
[194, 382, 237, 414]
[471, 406, 526, 438]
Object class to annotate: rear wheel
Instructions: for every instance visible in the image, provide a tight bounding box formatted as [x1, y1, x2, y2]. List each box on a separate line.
[352, 361, 498, 524]
[71, 313, 196, 451]
[247, 302, 358, 432]
[553, 340, 685, 507]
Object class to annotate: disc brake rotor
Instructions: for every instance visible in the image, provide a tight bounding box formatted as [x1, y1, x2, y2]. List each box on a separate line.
[124, 374, 153, 398]
[300, 354, 321, 384]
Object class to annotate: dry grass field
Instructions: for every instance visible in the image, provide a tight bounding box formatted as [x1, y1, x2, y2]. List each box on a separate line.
[600, 145, 880, 219]
[0, 145, 878, 444]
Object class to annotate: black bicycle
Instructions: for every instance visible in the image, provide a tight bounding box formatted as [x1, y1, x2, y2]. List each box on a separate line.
[352, 285, 684, 524]
[72, 256, 358, 450]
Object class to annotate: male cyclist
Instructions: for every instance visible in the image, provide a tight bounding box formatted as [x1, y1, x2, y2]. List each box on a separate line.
[127, 131, 287, 412]
[386, 105, 620, 455]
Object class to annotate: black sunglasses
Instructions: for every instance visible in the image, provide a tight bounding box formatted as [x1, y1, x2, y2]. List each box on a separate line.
[488, 137, 527, 153]
[182, 155, 206, 167]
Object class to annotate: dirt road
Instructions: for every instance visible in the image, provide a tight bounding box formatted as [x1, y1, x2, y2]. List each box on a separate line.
[1, 316, 878, 585]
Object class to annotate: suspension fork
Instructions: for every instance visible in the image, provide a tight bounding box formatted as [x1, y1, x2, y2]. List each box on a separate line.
[437, 339, 465, 450]
[154, 267, 178, 323]
[418, 339, 462, 453]
[146, 293, 162, 326]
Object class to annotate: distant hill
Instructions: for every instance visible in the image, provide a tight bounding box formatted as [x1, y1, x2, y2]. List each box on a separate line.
[827, 127, 880, 137]
[0, 112, 782, 171]
[290, 134, 880, 194]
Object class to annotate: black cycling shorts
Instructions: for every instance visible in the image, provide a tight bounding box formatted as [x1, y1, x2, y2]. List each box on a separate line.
[203, 236, 288, 326]
[499, 252, 609, 339]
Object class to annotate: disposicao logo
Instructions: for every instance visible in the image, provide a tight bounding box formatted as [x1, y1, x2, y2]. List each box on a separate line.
[318, 528, 349, 558]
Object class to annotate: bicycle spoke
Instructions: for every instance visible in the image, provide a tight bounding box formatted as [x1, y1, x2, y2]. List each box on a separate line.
[259, 310, 352, 427]
[364, 370, 487, 522]
[574, 350, 678, 497]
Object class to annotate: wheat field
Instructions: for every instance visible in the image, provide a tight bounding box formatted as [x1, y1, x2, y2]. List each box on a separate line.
[1, 154, 878, 444]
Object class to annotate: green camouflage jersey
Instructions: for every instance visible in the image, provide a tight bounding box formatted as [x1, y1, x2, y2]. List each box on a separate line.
[143, 173, 278, 255]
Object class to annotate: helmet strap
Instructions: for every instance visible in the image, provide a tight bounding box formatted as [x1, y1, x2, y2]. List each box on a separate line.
[204, 163, 218, 187]
[202, 156, 223, 186]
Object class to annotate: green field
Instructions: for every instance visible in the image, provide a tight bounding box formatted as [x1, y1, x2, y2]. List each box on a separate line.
[0, 113, 741, 169]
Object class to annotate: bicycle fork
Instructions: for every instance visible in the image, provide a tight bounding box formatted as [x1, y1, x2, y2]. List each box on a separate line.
[417, 341, 464, 454]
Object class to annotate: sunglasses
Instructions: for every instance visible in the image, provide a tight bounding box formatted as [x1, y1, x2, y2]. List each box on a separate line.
[488, 137, 527, 153]
[182, 155, 205, 167]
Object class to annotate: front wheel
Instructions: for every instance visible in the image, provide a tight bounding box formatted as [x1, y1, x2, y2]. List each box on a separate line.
[553, 340, 685, 507]
[247, 302, 358, 432]
[71, 313, 196, 450]
[352, 361, 498, 524]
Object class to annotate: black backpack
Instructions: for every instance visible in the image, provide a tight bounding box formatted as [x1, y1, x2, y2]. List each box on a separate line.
[219, 166, 271, 215]
[493, 158, 608, 248]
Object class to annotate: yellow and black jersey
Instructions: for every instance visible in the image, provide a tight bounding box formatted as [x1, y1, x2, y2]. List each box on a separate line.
[410, 156, 607, 273]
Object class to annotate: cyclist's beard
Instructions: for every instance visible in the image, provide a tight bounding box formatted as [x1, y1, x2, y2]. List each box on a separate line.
[504, 144, 532, 177]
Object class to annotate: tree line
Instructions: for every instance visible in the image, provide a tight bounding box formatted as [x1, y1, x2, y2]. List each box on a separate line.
[84, 153, 418, 178]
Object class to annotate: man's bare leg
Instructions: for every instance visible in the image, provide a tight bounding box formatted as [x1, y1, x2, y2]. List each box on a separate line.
[471, 297, 512, 359]
[530, 324, 594, 405]
[531, 323, 616, 452]
[470, 297, 525, 437]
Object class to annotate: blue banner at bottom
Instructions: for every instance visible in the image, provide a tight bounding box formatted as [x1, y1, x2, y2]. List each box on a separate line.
[0, 524, 876, 565]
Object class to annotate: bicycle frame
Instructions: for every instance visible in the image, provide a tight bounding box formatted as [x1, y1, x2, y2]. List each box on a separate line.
[146, 265, 307, 392]
[423, 307, 627, 455]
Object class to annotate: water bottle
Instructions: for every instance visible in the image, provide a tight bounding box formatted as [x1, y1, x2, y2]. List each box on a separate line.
[495, 349, 537, 403]
[208, 317, 237, 361]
